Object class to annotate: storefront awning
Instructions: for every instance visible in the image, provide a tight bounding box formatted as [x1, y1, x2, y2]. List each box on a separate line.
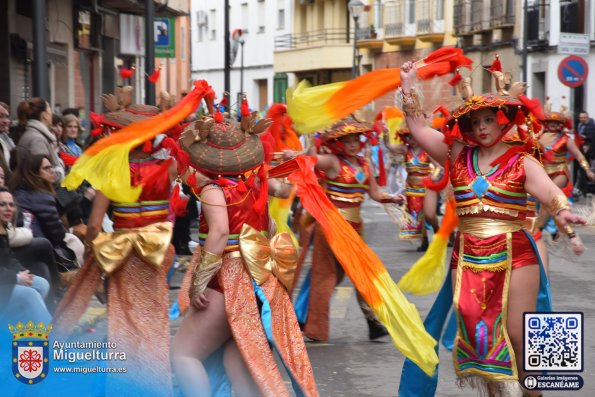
[99, 0, 187, 17]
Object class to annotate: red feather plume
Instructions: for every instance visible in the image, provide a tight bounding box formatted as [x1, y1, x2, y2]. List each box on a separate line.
[119, 67, 135, 79]
[148, 69, 161, 84]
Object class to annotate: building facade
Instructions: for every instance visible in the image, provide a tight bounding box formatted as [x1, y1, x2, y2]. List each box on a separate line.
[0, 0, 190, 137]
[191, 0, 293, 111]
[525, 0, 595, 120]
[274, 0, 353, 91]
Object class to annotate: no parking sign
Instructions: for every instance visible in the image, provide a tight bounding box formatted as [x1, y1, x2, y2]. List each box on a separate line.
[557, 56, 588, 88]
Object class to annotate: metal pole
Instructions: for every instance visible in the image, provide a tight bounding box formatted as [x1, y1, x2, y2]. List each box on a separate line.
[224, 0, 231, 112]
[355, 17, 360, 77]
[522, 0, 528, 82]
[352, 16, 359, 79]
[32, 0, 49, 99]
[240, 41, 244, 96]
[145, 0, 156, 105]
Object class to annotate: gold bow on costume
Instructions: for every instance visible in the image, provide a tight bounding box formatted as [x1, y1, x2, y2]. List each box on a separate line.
[239, 224, 298, 290]
[92, 222, 173, 274]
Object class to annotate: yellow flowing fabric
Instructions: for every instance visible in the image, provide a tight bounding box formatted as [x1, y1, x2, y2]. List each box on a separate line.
[289, 156, 438, 376]
[287, 48, 472, 134]
[62, 80, 211, 202]
[382, 107, 404, 145]
[398, 198, 458, 295]
[269, 187, 299, 247]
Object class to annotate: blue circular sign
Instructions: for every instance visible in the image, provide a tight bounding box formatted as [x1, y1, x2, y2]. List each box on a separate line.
[558, 56, 589, 88]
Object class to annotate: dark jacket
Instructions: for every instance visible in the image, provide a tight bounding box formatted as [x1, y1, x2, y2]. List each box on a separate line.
[0, 233, 23, 308]
[13, 187, 66, 247]
[578, 118, 595, 159]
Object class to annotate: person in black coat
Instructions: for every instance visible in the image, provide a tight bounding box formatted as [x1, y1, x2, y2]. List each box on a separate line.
[0, 188, 51, 324]
[10, 155, 67, 243]
[578, 112, 595, 162]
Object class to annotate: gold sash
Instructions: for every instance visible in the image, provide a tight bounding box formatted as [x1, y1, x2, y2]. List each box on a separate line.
[458, 217, 523, 239]
[239, 224, 298, 290]
[337, 206, 362, 224]
[92, 222, 173, 274]
[544, 162, 568, 175]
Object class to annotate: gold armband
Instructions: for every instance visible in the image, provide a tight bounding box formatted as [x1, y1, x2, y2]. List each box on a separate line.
[549, 194, 570, 216]
[562, 224, 574, 236]
[579, 159, 590, 172]
[396, 88, 424, 118]
[190, 250, 223, 301]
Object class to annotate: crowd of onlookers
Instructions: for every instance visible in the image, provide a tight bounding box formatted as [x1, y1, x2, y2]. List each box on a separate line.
[0, 97, 201, 326]
[0, 99, 92, 324]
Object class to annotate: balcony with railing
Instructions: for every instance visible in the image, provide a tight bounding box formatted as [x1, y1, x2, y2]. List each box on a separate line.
[356, 26, 383, 50]
[526, 0, 549, 49]
[490, 0, 515, 28]
[453, 0, 472, 36]
[470, 0, 490, 32]
[416, 0, 445, 43]
[274, 28, 353, 73]
[274, 28, 350, 51]
[383, 1, 416, 46]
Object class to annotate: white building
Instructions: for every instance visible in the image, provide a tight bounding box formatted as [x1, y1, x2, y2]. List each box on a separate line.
[190, 0, 293, 112]
[525, 0, 595, 120]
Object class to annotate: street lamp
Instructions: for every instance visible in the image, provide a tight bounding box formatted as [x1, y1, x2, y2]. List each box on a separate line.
[348, 0, 365, 78]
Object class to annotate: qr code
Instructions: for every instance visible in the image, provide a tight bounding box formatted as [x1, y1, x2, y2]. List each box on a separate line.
[524, 312, 583, 371]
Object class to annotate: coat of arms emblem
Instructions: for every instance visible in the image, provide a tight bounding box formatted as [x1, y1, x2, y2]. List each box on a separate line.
[9, 321, 52, 385]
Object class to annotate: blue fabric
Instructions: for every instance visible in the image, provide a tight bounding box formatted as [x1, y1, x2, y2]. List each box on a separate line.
[441, 311, 457, 351]
[294, 270, 311, 324]
[398, 270, 452, 397]
[252, 281, 305, 397]
[66, 139, 82, 156]
[470, 175, 489, 198]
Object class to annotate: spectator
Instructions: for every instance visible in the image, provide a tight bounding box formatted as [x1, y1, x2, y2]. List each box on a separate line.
[0, 187, 51, 324]
[50, 114, 64, 143]
[61, 114, 83, 157]
[0, 186, 60, 310]
[0, 102, 14, 172]
[0, 165, 6, 188]
[578, 111, 595, 167]
[15, 98, 65, 182]
[9, 154, 83, 284]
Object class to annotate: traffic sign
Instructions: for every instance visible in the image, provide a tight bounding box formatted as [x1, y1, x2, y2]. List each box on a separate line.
[155, 17, 176, 58]
[557, 55, 588, 88]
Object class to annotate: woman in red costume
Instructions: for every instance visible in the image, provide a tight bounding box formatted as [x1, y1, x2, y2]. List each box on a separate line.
[384, 128, 441, 251]
[536, 106, 594, 254]
[285, 117, 404, 342]
[399, 60, 586, 396]
[172, 114, 318, 397]
[53, 104, 180, 397]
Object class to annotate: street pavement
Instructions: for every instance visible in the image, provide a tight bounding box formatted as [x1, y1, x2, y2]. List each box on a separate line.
[72, 196, 595, 397]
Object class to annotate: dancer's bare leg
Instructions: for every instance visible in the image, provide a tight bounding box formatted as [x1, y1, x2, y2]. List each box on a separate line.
[223, 339, 261, 397]
[172, 288, 231, 397]
[423, 189, 440, 233]
[507, 265, 541, 397]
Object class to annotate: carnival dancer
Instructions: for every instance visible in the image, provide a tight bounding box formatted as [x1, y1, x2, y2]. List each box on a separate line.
[171, 112, 318, 397]
[384, 127, 440, 251]
[397, 60, 586, 396]
[52, 83, 210, 397]
[536, 105, 594, 254]
[284, 117, 404, 342]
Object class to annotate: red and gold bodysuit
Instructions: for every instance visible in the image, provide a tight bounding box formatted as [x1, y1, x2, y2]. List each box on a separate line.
[400, 147, 431, 239]
[54, 156, 175, 397]
[195, 179, 318, 396]
[449, 146, 539, 381]
[540, 132, 570, 179]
